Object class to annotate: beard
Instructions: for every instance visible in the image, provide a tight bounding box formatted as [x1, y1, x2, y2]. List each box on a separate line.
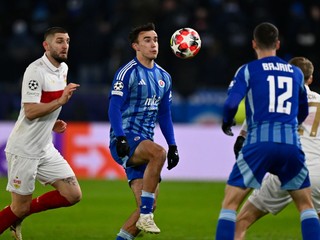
[52, 52, 68, 63]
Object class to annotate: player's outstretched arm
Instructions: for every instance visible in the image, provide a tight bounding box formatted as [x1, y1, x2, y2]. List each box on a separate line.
[24, 83, 79, 120]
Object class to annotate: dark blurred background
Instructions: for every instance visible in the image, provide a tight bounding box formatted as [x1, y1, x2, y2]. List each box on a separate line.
[1, 0, 320, 123]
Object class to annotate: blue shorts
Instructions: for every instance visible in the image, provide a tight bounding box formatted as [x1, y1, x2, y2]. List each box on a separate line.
[228, 142, 310, 190]
[109, 133, 148, 182]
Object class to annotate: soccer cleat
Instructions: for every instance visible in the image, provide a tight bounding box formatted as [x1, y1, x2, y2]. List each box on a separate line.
[136, 213, 160, 234]
[10, 221, 23, 240]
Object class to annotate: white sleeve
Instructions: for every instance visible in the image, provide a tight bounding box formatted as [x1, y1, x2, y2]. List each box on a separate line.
[21, 66, 42, 103]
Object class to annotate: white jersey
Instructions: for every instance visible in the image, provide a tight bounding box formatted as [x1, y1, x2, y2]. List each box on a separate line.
[299, 85, 320, 176]
[5, 54, 68, 158]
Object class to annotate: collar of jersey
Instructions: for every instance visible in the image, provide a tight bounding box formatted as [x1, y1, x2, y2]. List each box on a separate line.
[42, 53, 60, 72]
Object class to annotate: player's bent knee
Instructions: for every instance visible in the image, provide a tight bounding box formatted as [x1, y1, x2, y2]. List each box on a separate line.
[147, 147, 166, 166]
[68, 191, 82, 205]
[156, 148, 166, 162]
[63, 188, 82, 205]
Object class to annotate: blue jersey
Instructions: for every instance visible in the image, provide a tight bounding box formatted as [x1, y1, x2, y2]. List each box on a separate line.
[224, 56, 308, 146]
[224, 56, 310, 190]
[108, 57, 175, 145]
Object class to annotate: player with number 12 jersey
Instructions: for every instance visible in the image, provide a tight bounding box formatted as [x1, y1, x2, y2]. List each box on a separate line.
[227, 57, 308, 144]
[224, 55, 309, 188]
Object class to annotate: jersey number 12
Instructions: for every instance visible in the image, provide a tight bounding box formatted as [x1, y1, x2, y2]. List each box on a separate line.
[267, 75, 292, 114]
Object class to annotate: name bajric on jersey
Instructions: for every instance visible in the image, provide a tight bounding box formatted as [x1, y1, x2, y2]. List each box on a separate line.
[262, 62, 293, 72]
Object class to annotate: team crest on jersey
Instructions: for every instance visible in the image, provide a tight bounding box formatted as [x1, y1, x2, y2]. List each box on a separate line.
[28, 79, 39, 90]
[113, 81, 124, 91]
[158, 80, 165, 88]
[134, 136, 141, 141]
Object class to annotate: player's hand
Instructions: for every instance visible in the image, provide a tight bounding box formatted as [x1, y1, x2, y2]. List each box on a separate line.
[116, 136, 130, 158]
[167, 145, 179, 170]
[222, 119, 236, 136]
[234, 135, 245, 158]
[57, 83, 80, 105]
[53, 119, 67, 133]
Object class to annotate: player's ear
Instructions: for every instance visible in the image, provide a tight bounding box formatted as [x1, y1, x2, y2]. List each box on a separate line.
[132, 42, 139, 51]
[43, 41, 49, 51]
[252, 40, 257, 50]
[307, 75, 313, 85]
[276, 40, 280, 50]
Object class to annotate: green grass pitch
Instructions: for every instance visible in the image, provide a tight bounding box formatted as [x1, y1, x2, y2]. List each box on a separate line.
[0, 178, 301, 239]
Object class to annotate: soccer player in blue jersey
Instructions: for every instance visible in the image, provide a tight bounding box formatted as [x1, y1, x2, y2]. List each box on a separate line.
[234, 57, 320, 239]
[215, 22, 320, 240]
[108, 23, 179, 240]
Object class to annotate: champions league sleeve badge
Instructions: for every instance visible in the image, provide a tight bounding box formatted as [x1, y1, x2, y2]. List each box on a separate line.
[111, 81, 124, 96]
[113, 81, 124, 91]
[28, 80, 39, 91]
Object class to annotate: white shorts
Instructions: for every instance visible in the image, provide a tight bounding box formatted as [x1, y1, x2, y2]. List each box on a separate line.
[6, 147, 75, 195]
[249, 173, 320, 215]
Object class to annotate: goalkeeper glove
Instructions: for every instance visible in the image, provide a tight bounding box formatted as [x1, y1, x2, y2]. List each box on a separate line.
[167, 145, 179, 170]
[234, 136, 245, 158]
[222, 119, 236, 136]
[116, 136, 130, 158]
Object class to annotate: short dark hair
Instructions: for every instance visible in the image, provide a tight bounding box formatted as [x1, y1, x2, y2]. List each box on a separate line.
[44, 27, 68, 40]
[289, 57, 314, 82]
[253, 22, 278, 50]
[128, 22, 155, 44]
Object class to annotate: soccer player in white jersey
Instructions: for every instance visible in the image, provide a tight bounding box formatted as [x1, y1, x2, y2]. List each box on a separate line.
[234, 57, 320, 240]
[216, 22, 320, 240]
[108, 23, 179, 239]
[0, 27, 82, 239]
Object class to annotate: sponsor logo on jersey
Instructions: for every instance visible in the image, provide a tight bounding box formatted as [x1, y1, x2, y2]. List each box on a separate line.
[145, 95, 161, 110]
[111, 90, 123, 96]
[26, 92, 40, 97]
[138, 79, 147, 85]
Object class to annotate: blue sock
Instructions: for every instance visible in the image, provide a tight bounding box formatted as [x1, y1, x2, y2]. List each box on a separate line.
[140, 190, 155, 214]
[215, 209, 236, 240]
[116, 229, 134, 240]
[300, 209, 320, 240]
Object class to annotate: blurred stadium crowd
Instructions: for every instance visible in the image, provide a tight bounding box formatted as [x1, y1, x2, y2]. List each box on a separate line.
[1, 0, 320, 122]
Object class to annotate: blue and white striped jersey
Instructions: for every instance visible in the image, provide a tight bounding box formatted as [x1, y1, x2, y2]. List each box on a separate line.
[109, 57, 174, 144]
[224, 56, 308, 145]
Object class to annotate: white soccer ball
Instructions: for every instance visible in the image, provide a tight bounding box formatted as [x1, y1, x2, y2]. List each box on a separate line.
[170, 28, 201, 59]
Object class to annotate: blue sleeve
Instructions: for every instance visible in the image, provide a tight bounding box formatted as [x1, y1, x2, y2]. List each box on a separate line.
[158, 90, 176, 145]
[223, 67, 247, 124]
[108, 96, 125, 137]
[108, 65, 132, 137]
[223, 92, 244, 123]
